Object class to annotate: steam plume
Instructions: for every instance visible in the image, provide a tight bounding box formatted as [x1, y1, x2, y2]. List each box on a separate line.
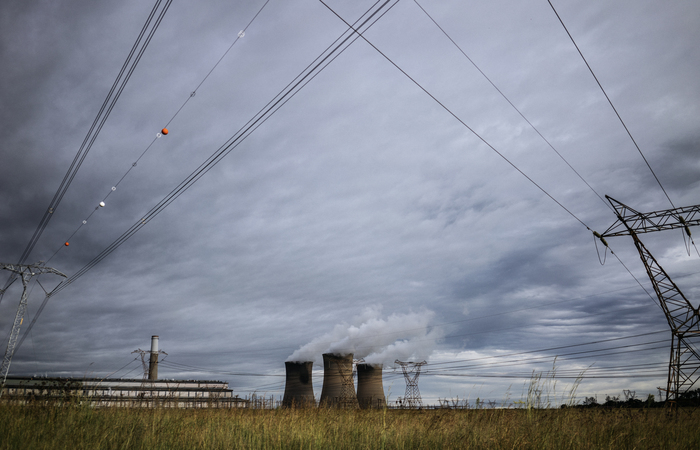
[287, 306, 443, 367]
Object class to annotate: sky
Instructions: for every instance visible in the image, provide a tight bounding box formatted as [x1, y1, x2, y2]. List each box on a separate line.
[1, 0, 699, 406]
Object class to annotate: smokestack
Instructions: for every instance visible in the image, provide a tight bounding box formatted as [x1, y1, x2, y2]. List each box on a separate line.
[148, 336, 159, 381]
[356, 363, 386, 409]
[320, 353, 357, 408]
[282, 361, 315, 408]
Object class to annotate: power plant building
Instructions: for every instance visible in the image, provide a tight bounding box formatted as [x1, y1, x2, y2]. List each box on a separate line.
[1, 377, 247, 408]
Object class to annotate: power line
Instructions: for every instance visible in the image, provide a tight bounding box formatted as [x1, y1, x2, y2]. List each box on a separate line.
[15, 0, 400, 348]
[46, 0, 398, 296]
[427, 329, 666, 367]
[43, 0, 272, 266]
[412, 0, 612, 213]
[0, 0, 173, 306]
[546, 0, 675, 209]
[427, 340, 668, 373]
[319, 0, 590, 230]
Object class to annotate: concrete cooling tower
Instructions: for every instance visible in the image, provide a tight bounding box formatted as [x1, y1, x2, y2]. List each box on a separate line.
[282, 361, 315, 408]
[356, 363, 386, 409]
[319, 353, 358, 408]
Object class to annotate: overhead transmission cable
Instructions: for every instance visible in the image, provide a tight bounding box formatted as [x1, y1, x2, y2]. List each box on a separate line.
[320, 0, 589, 230]
[15, 0, 273, 353]
[412, 0, 612, 213]
[161, 331, 665, 386]
[425, 340, 668, 373]
[414, 0, 677, 316]
[0, 0, 173, 307]
[15, 0, 400, 351]
[546, 0, 675, 209]
[44, 0, 272, 266]
[45, 0, 398, 297]
[427, 329, 666, 367]
[321, 1, 670, 320]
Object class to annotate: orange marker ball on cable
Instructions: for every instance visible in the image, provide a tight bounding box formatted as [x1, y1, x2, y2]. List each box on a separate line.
[161, 128, 169, 135]
[65, 242, 70, 246]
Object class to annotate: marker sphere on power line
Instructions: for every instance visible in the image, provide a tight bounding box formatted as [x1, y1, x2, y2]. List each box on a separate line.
[161, 128, 169, 135]
[238, 30, 245, 38]
[156, 133, 162, 138]
[99, 201, 105, 207]
[64, 242, 69, 246]
[111, 186, 116, 191]
[82, 220, 87, 224]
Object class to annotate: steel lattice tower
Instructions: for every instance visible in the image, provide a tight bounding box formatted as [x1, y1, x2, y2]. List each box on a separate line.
[395, 360, 426, 408]
[0, 262, 66, 397]
[601, 197, 700, 404]
[337, 358, 358, 408]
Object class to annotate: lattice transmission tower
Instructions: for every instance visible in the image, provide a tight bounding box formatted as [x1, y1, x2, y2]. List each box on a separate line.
[395, 360, 426, 408]
[600, 197, 700, 404]
[0, 262, 66, 397]
[336, 357, 358, 408]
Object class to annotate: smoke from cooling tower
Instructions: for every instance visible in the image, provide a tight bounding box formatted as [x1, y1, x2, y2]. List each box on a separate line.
[287, 306, 443, 366]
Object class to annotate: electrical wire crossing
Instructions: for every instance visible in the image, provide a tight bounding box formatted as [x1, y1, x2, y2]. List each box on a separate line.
[0, 0, 173, 307]
[43, 0, 271, 267]
[15, 0, 399, 352]
[319, 0, 591, 231]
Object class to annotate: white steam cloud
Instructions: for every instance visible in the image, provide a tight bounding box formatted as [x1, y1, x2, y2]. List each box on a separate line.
[287, 306, 444, 367]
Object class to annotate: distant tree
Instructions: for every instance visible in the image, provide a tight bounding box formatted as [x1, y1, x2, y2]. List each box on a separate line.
[582, 396, 598, 407]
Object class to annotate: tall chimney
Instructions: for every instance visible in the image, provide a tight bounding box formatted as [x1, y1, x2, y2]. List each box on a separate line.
[282, 361, 315, 408]
[356, 363, 386, 409]
[320, 353, 357, 408]
[148, 335, 159, 380]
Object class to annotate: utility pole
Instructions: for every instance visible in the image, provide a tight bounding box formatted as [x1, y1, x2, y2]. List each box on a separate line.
[600, 197, 700, 405]
[395, 360, 426, 408]
[0, 262, 66, 397]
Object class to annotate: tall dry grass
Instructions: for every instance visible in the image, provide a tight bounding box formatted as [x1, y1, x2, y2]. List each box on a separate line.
[1, 404, 699, 449]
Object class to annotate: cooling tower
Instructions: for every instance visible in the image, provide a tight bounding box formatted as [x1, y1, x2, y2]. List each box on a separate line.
[282, 361, 315, 408]
[319, 353, 358, 408]
[356, 363, 386, 409]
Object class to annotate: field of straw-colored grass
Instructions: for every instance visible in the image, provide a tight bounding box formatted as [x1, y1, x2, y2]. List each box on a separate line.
[2, 404, 700, 449]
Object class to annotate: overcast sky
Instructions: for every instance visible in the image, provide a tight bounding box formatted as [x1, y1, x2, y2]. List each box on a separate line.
[1, 0, 699, 405]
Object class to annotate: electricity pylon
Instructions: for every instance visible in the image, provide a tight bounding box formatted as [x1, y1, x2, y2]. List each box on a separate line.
[132, 349, 151, 380]
[0, 262, 66, 397]
[337, 357, 358, 408]
[600, 197, 700, 404]
[395, 360, 426, 408]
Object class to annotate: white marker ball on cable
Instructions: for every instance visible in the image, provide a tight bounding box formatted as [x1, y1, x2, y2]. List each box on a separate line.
[238, 30, 245, 38]
[99, 201, 105, 207]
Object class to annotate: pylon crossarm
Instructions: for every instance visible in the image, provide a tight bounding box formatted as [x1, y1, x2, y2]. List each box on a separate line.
[602, 197, 700, 237]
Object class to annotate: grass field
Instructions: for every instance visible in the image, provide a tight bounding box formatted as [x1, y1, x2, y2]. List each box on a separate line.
[2, 404, 700, 449]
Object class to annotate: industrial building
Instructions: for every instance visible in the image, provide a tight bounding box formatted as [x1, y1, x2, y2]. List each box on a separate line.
[0, 336, 247, 408]
[1, 376, 246, 408]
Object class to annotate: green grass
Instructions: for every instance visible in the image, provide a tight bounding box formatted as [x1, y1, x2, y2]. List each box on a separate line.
[2, 404, 700, 449]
